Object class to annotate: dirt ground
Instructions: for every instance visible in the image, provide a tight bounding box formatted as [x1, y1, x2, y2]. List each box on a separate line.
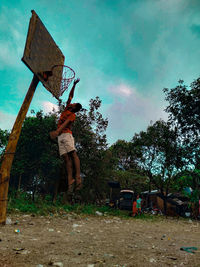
[0, 213, 199, 267]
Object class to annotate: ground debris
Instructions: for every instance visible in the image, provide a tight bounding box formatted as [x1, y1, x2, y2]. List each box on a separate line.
[48, 260, 63, 267]
[0, 214, 199, 267]
[167, 256, 178, 260]
[149, 258, 157, 263]
[6, 218, 12, 225]
[95, 211, 103, 216]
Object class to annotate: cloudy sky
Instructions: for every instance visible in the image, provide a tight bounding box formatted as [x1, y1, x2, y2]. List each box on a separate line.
[0, 0, 200, 145]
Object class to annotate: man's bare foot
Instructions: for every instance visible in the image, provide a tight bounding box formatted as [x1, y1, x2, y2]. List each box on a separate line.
[75, 177, 82, 191]
[67, 179, 75, 194]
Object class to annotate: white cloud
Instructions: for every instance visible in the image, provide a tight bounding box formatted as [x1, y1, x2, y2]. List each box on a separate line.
[0, 7, 25, 69]
[105, 82, 168, 144]
[41, 101, 59, 113]
[108, 87, 166, 123]
[0, 41, 19, 68]
[108, 83, 133, 97]
[0, 111, 16, 130]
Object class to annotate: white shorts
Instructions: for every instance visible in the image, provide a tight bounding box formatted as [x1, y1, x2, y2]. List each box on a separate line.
[58, 133, 76, 156]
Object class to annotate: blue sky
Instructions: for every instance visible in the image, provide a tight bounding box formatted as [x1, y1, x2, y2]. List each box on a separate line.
[0, 0, 200, 145]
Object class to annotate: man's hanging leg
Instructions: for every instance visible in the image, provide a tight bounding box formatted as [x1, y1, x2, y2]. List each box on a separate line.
[63, 153, 75, 192]
[71, 151, 82, 189]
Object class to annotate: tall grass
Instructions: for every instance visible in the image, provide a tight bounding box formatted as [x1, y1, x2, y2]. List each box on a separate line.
[7, 190, 156, 220]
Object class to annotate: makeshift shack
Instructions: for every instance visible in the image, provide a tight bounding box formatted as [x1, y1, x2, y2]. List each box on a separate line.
[141, 190, 190, 217]
[107, 181, 121, 208]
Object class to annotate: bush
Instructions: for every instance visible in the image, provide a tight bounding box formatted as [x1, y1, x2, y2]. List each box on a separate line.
[7, 191, 156, 220]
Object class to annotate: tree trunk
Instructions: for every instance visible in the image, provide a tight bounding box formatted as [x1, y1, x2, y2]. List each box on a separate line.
[148, 178, 152, 207]
[163, 196, 167, 215]
[16, 174, 22, 198]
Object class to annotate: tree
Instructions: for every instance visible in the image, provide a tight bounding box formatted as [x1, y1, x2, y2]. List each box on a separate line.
[173, 169, 200, 202]
[71, 97, 110, 202]
[110, 169, 148, 193]
[164, 78, 200, 169]
[0, 129, 9, 158]
[163, 77, 200, 215]
[173, 169, 200, 217]
[109, 140, 148, 193]
[110, 140, 134, 171]
[131, 120, 183, 214]
[10, 110, 61, 198]
[0, 129, 10, 179]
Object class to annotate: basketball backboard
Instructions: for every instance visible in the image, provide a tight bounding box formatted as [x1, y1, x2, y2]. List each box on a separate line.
[22, 10, 66, 99]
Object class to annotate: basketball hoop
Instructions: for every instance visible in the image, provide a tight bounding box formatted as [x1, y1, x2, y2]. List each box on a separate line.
[40, 64, 75, 99]
[51, 65, 75, 96]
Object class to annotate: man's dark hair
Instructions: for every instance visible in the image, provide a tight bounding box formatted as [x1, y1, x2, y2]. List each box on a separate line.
[74, 103, 82, 112]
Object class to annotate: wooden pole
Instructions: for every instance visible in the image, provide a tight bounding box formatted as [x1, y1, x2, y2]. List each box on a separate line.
[0, 75, 39, 224]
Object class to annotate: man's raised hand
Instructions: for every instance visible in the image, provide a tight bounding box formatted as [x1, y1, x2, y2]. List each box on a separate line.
[67, 78, 80, 105]
[74, 78, 80, 85]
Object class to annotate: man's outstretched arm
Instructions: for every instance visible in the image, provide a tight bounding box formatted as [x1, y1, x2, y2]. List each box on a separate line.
[67, 78, 80, 105]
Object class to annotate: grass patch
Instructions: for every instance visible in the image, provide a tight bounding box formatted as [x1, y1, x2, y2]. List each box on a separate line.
[7, 191, 159, 220]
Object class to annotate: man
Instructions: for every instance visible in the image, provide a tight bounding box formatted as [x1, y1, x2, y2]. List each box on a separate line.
[50, 78, 82, 193]
[136, 194, 142, 215]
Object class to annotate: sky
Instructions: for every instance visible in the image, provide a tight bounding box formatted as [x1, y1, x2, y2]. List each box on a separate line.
[0, 0, 200, 145]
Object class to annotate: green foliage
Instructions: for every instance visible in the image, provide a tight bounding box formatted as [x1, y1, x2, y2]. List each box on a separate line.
[164, 78, 200, 168]
[71, 97, 112, 201]
[9, 110, 61, 194]
[109, 140, 148, 193]
[0, 129, 9, 150]
[110, 140, 133, 171]
[8, 191, 39, 213]
[0, 129, 9, 165]
[131, 120, 182, 192]
[173, 169, 200, 203]
[110, 169, 148, 193]
[7, 191, 157, 220]
[164, 78, 200, 137]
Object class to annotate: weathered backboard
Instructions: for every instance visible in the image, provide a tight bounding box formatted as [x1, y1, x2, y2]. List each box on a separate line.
[22, 10, 65, 99]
